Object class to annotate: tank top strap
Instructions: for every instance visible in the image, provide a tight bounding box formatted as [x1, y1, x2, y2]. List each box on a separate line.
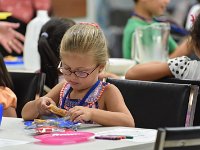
[85, 81, 109, 108]
[58, 82, 71, 108]
[59, 81, 109, 109]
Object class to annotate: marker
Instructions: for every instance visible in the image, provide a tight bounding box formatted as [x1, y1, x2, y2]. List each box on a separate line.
[123, 135, 134, 139]
[95, 135, 125, 140]
[108, 135, 134, 139]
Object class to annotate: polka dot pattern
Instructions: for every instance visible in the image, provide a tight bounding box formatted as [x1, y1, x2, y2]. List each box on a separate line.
[167, 56, 191, 79]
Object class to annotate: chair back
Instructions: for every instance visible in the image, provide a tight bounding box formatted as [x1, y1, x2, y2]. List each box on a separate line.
[154, 126, 200, 150]
[10, 72, 46, 118]
[156, 78, 200, 126]
[106, 78, 198, 129]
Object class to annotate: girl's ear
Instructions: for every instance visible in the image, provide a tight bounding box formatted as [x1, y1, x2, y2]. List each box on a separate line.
[98, 64, 106, 73]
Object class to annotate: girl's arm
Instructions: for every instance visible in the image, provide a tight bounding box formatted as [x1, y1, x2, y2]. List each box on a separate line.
[3, 107, 17, 117]
[125, 61, 173, 81]
[91, 84, 135, 127]
[21, 82, 65, 120]
[169, 39, 192, 58]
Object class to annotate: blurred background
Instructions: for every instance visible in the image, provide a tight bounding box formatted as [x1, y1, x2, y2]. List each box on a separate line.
[0, 0, 198, 59]
[52, 0, 196, 58]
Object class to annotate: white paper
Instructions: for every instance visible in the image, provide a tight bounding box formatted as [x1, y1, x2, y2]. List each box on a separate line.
[0, 138, 30, 148]
[95, 128, 157, 143]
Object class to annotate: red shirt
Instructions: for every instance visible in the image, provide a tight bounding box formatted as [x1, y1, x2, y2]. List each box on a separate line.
[0, 0, 51, 23]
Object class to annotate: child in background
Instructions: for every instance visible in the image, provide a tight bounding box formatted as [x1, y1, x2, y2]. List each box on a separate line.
[125, 12, 200, 81]
[22, 23, 135, 127]
[38, 18, 75, 89]
[185, 0, 200, 30]
[123, 0, 191, 60]
[0, 54, 17, 117]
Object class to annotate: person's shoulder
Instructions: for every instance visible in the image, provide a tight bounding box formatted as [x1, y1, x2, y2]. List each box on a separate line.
[126, 17, 145, 27]
[103, 82, 120, 94]
[124, 18, 134, 29]
[124, 17, 143, 33]
[167, 56, 197, 79]
[102, 82, 124, 103]
[168, 56, 191, 63]
[168, 56, 191, 69]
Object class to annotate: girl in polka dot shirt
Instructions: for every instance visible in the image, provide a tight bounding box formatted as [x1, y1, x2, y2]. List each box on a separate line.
[125, 12, 200, 81]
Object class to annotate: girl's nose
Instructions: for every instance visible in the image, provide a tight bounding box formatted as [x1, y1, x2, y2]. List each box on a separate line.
[70, 72, 77, 79]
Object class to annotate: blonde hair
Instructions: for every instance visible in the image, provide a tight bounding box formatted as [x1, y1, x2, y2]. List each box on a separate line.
[60, 23, 108, 65]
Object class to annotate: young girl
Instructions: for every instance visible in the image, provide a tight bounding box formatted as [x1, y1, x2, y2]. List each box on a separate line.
[0, 54, 17, 117]
[22, 23, 135, 127]
[125, 12, 200, 81]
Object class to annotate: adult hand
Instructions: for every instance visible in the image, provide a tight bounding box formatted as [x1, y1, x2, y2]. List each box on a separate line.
[0, 21, 25, 54]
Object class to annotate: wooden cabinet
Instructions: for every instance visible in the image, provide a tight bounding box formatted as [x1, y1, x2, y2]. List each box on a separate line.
[51, 0, 86, 18]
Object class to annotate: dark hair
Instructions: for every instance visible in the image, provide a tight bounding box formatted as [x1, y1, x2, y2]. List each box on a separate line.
[190, 13, 200, 56]
[133, 0, 138, 3]
[0, 53, 13, 89]
[38, 17, 75, 88]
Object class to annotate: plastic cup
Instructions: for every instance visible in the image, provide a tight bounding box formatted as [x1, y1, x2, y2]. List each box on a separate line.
[0, 104, 3, 125]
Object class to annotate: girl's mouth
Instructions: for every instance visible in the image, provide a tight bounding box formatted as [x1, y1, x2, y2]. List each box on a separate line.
[69, 81, 79, 85]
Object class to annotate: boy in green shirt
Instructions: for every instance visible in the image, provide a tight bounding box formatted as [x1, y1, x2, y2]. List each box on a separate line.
[123, 0, 191, 59]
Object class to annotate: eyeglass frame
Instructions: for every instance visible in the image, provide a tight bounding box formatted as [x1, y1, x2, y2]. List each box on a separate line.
[57, 61, 99, 78]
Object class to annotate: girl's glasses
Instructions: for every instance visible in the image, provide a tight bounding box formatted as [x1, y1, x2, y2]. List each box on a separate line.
[57, 61, 99, 78]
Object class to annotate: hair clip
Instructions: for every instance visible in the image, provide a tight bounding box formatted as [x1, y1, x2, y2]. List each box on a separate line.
[190, 14, 196, 24]
[79, 22, 100, 29]
[41, 32, 48, 38]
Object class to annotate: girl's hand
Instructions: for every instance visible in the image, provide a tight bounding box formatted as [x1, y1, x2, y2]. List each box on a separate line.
[36, 97, 56, 116]
[68, 106, 93, 123]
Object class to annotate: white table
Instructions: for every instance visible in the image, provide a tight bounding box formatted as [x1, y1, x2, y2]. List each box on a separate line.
[0, 117, 157, 150]
[107, 58, 136, 76]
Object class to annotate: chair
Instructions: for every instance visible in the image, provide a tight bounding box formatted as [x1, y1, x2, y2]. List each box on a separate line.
[9, 72, 46, 118]
[106, 78, 199, 129]
[154, 126, 200, 150]
[96, 0, 133, 58]
[155, 78, 200, 126]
